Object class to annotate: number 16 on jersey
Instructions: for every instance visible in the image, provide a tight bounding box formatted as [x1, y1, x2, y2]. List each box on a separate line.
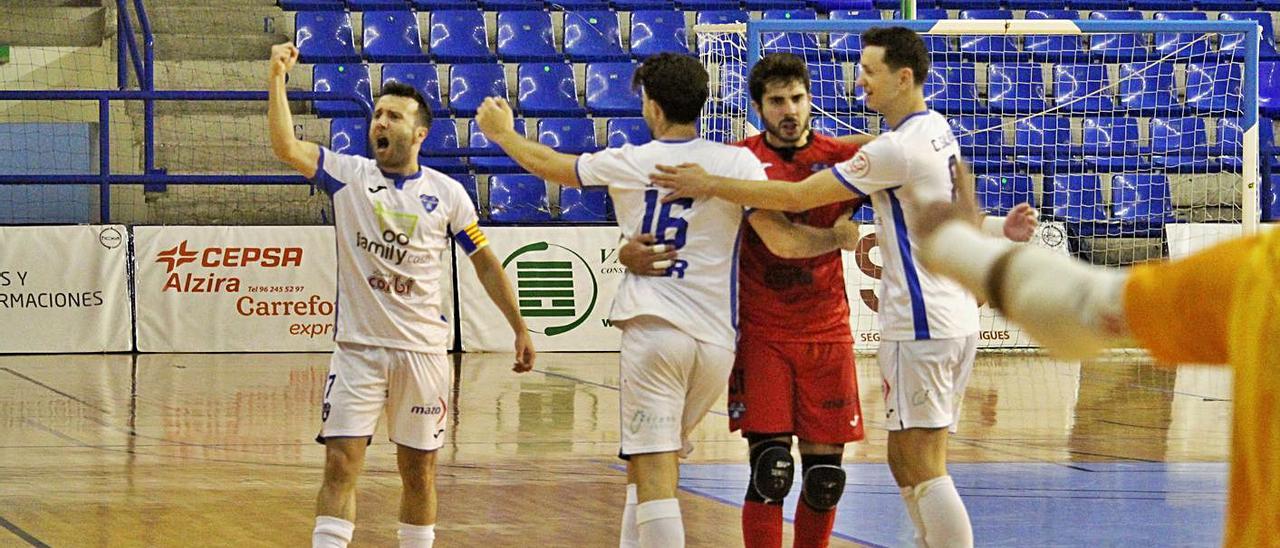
[641, 189, 691, 278]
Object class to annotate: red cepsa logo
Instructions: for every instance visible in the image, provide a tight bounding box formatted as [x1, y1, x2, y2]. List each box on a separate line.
[156, 240, 304, 292]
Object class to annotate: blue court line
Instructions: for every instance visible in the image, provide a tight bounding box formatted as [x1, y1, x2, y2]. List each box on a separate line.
[0, 515, 48, 548]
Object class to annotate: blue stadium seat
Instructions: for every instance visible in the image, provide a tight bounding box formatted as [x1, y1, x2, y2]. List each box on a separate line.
[606, 117, 650, 147]
[559, 187, 611, 221]
[1150, 117, 1212, 172]
[829, 10, 880, 62]
[296, 12, 359, 63]
[496, 11, 560, 61]
[413, 0, 478, 9]
[429, 11, 493, 62]
[939, 0, 997, 8]
[975, 174, 1034, 216]
[348, 0, 408, 10]
[455, 174, 480, 210]
[1070, 0, 1128, 9]
[1053, 64, 1113, 113]
[1210, 118, 1276, 171]
[330, 118, 370, 157]
[281, 0, 344, 11]
[1087, 10, 1147, 62]
[629, 10, 690, 58]
[564, 11, 628, 62]
[1269, 174, 1280, 222]
[489, 174, 552, 222]
[958, 10, 1019, 62]
[1046, 175, 1106, 222]
[695, 11, 748, 59]
[516, 63, 585, 116]
[612, 0, 674, 11]
[892, 10, 951, 57]
[1152, 11, 1209, 60]
[1116, 62, 1176, 115]
[537, 117, 597, 153]
[1080, 117, 1147, 171]
[554, 0, 612, 9]
[1023, 10, 1084, 62]
[1185, 63, 1243, 114]
[422, 119, 467, 173]
[469, 119, 525, 173]
[761, 9, 824, 61]
[313, 63, 374, 117]
[1219, 12, 1280, 60]
[924, 62, 979, 114]
[1260, 61, 1280, 118]
[1014, 116, 1073, 173]
[676, 0, 738, 10]
[811, 115, 867, 137]
[696, 9, 748, 24]
[586, 62, 643, 116]
[1131, 0, 1186, 10]
[987, 63, 1046, 114]
[1111, 174, 1174, 224]
[809, 61, 853, 114]
[480, 0, 541, 9]
[381, 63, 446, 116]
[361, 10, 427, 62]
[448, 63, 507, 116]
[949, 116, 1006, 172]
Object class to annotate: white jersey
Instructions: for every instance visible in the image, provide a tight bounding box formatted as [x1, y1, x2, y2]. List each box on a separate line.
[831, 110, 979, 341]
[576, 138, 764, 350]
[314, 148, 487, 353]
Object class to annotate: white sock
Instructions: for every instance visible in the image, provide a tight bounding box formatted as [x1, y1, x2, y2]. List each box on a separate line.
[313, 516, 354, 548]
[397, 523, 435, 548]
[900, 486, 927, 548]
[635, 498, 684, 548]
[915, 476, 973, 548]
[620, 484, 640, 548]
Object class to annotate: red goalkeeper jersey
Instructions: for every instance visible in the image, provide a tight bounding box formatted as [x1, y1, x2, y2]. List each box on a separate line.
[736, 131, 863, 343]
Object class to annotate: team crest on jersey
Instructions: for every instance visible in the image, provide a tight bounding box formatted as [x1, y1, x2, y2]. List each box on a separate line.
[850, 151, 870, 178]
[418, 194, 439, 213]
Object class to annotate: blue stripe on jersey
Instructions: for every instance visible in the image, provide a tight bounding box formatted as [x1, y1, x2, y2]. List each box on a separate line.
[312, 148, 345, 195]
[888, 189, 931, 340]
[380, 168, 423, 190]
[830, 166, 867, 197]
[892, 110, 931, 131]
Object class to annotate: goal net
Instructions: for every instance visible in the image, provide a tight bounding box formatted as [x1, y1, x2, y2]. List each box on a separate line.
[696, 18, 1262, 351]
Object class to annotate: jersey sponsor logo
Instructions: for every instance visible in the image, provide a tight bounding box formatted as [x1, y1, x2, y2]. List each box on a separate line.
[356, 231, 409, 266]
[156, 240, 303, 292]
[849, 151, 870, 178]
[502, 241, 599, 337]
[930, 131, 956, 152]
[367, 270, 416, 297]
[627, 409, 678, 435]
[369, 185, 387, 193]
[418, 194, 439, 213]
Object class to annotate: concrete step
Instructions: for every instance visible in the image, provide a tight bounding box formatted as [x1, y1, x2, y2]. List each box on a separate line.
[143, 0, 278, 6]
[152, 113, 331, 146]
[143, 6, 289, 36]
[148, 32, 285, 61]
[143, 184, 331, 225]
[152, 60, 311, 91]
[154, 142, 321, 174]
[2, 7, 106, 47]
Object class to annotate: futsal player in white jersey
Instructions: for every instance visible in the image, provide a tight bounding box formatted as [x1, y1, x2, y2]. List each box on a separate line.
[474, 53, 858, 548]
[267, 43, 535, 548]
[650, 28, 1038, 547]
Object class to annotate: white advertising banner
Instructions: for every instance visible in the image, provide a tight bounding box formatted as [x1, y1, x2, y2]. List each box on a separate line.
[134, 226, 338, 352]
[1166, 223, 1277, 259]
[457, 226, 624, 352]
[844, 221, 1071, 351]
[0, 225, 131, 353]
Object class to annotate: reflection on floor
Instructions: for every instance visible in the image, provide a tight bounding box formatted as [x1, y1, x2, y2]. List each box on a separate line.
[0, 351, 1231, 546]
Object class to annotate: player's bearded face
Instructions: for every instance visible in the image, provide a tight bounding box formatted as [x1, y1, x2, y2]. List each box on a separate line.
[758, 80, 811, 145]
[370, 97, 422, 168]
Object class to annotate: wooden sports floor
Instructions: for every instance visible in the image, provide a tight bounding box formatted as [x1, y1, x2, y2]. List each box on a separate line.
[0, 351, 1232, 547]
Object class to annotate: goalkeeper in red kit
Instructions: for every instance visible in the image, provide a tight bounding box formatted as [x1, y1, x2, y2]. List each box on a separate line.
[620, 53, 870, 548]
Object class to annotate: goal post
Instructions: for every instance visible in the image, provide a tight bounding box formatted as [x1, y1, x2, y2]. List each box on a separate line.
[695, 18, 1261, 351]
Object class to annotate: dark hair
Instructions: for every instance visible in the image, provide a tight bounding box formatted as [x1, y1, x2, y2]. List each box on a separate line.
[749, 53, 810, 104]
[861, 26, 930, 86]
[378, 81, 432, 128]
[631, 53, 709, 124]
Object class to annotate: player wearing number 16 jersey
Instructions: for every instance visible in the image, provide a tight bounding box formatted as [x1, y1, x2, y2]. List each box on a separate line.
[476, 53, 859, 548]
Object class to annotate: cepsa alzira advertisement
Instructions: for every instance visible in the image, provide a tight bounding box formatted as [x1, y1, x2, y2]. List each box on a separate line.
[134, 226, 337, 352]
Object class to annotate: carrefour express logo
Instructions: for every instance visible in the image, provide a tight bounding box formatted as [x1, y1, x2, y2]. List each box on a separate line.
[502, 241, 598, 336]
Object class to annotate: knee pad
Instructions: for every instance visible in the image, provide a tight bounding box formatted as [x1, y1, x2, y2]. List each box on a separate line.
[748, 437, 794, 503]
[800, 453, 845, 511]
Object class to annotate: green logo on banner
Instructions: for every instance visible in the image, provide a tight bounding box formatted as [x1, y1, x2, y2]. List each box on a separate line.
[502, 241, 598, 336]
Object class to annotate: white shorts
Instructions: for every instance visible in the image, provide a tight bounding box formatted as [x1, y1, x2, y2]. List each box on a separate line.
[617, 316, 735, 457]
[318, 342, 451, 451]
[879, 334, 978, 433]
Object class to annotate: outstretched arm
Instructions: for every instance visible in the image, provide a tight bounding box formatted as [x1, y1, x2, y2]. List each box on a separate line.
[267, 42, 319, 179]
[650, 164, 856, 213]
[475, 97, 580, 187]
[469, 246, 536, 372]
[748, 209, 860, 259]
